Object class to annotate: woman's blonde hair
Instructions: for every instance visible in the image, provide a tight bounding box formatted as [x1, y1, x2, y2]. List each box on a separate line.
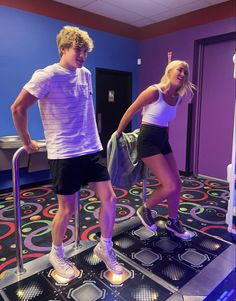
[56, 26, 94, 57]
[159, 60, 196, 96]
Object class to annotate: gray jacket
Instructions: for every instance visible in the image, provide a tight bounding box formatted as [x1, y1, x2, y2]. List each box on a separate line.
[107, 129, 144, 188]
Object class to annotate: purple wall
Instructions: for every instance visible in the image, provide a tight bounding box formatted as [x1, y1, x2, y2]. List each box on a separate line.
[139, 17, 236, 174]
[198, 39, 235, 179]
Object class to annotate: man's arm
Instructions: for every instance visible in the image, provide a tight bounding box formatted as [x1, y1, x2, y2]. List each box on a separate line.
[11, 89, 40, 153]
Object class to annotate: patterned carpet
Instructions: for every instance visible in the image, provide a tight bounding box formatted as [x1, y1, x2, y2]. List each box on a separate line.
[0, 175, 234, 276]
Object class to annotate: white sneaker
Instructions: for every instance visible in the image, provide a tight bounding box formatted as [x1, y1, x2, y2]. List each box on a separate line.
[94, 242, 123, 274]
[49, 251, 76, 279]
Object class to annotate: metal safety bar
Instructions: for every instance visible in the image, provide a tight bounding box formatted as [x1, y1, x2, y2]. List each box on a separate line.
[142, 166, 148, 203]
[12, 146, 27, 275]
[142, 177, 147, 203]
[74, 191, 80, 249]
[12, 143, 81, 275]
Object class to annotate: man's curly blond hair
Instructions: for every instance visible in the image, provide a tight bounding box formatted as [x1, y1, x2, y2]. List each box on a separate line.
[56, 26, 94, 57]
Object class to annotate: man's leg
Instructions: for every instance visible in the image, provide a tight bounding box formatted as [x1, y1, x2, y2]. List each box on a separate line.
[49, 193, 77, 278]
[89, 180, 123, 274]
[51, 193, 76, 245]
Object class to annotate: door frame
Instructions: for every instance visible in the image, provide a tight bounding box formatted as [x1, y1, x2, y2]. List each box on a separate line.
[185, 31, 236, 176]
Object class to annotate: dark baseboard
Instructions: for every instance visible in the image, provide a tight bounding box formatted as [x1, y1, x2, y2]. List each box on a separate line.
[0, 179, 52, 194]
[179, 170, 193, 176]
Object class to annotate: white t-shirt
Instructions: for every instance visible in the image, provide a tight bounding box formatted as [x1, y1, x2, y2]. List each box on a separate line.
[24, 63, 102, 159]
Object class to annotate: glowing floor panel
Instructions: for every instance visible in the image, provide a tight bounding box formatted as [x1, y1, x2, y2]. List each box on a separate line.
[1, 248, 172, 301]
[113, 216, 233, 290]
[0, 217, 235, 301]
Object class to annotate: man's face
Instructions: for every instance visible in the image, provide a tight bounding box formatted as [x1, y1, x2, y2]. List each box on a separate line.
[61, 45, 88, 70]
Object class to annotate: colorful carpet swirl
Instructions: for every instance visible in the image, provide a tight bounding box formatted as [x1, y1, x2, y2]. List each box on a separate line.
[0, 176, 234, 275]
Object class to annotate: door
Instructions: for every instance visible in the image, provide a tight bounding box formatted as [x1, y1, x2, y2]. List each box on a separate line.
[196, 38, 236, 180]
[96, 68, 132, 156]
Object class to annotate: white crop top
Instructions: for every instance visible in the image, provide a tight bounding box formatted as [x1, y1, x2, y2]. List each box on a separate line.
[142, 85, 182, 127]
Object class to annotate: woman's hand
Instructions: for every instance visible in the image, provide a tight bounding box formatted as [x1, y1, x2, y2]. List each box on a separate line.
[116, 131, 122, 139]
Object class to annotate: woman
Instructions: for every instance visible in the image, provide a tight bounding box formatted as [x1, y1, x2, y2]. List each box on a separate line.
[116, 60, 196, 239]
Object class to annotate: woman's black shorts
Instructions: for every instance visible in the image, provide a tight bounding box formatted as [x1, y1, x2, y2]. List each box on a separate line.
[48, 151, 110, 195]
[137, 123, 172, 158]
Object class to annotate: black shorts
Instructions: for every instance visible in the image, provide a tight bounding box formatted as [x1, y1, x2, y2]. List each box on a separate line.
[48, 152, 110, 195]
[137, 124, 172, 158]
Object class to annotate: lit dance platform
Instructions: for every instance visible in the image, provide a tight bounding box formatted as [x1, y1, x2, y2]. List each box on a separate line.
[0, 216, 235, 301]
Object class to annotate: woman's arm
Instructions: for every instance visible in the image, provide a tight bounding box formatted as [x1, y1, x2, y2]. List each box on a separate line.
[116, 86, 159, 136]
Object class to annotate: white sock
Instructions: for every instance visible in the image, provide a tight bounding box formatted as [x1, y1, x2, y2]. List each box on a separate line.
[100, 236, 112, 250]
[51, 243, 64, 255]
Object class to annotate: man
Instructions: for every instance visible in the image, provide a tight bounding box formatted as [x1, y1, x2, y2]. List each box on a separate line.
[11, 25, 123, 278]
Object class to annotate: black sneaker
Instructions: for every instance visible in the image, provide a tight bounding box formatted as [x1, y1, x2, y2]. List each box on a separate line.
[165, 217, 194, 240]
[137, 205, 157, 232]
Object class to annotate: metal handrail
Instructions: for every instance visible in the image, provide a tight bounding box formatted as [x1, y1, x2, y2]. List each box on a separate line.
[12, 143, 81, 275]
[74, 191, 80, 249]
[12, 146, 27, 275]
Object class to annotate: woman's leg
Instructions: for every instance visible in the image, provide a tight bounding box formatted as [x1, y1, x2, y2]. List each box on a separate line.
[137, 152, 181, 232]
[142, 153, 181, 210]
[142, 152, 194, 239]
[164, 152, 194, 239]
[163, 152, 182, 218]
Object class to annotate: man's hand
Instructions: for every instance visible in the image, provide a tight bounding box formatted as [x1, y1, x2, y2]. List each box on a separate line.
[24, 140, 40, 154]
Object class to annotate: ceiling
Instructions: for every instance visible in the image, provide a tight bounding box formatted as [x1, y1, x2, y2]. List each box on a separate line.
[53, 0, 229, 27]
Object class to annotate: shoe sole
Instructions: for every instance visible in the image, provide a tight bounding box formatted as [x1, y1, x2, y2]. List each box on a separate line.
[94, 247, 123, 275]
[137, 210, 157, 232]
[53, 269, 76, 279]
[50, 265, 76, 279]
[165, 225, 194, 240]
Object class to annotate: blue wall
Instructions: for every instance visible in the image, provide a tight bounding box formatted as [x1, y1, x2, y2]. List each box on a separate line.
[0, 5, 139, 190]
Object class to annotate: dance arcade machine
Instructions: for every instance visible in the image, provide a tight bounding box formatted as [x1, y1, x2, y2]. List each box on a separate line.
[1, 69, 236, 299]
[204, 53, 236, 301]
[226, 53, 236, 237]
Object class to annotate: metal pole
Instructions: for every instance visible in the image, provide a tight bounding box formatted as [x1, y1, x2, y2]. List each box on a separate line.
[143, 178, 147, 203]
[12, 146, 27, 275]
[74, 191, 80, 249]
[143, 166, 148, 203]
[12, 142, 46, 275]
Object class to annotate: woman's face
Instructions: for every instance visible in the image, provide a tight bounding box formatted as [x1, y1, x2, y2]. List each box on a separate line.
[169, 64, 188, 88]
